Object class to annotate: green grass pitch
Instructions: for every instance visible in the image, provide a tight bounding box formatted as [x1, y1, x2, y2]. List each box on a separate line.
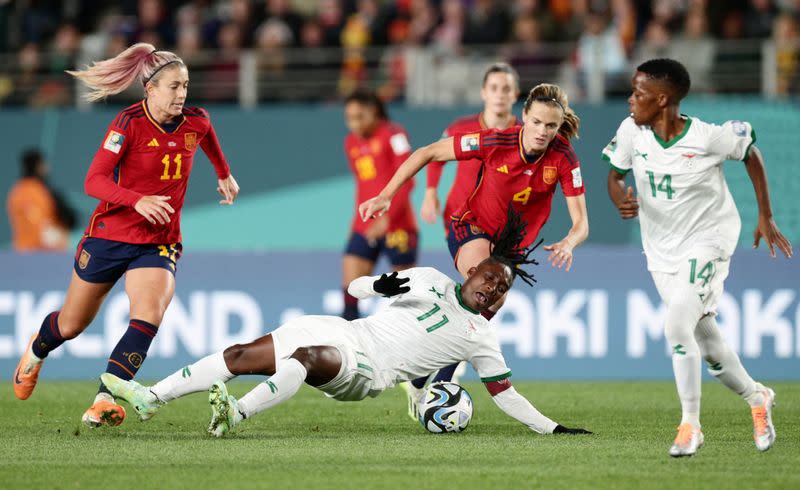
[1, 381, 797, 489]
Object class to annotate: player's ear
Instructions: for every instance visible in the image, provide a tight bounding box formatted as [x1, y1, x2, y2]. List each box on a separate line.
[466, 266, 478, 278]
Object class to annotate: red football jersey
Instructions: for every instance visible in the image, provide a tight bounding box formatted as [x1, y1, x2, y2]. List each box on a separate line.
[345, 120, 417, 235]
[426, 113, 519, 228]
[451, 126, 584, 247]
[83, 101, 231, 244]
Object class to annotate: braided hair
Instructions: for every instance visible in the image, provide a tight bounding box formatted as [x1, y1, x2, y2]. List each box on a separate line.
[487, 204, 542, 286]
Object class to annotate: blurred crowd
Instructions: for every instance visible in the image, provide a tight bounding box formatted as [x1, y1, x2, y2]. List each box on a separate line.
[0, 0, 798, 106]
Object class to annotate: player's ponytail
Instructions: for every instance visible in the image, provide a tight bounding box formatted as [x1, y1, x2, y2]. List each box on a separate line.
[67, 43, 184, 102]
[523, 83, 581, 140]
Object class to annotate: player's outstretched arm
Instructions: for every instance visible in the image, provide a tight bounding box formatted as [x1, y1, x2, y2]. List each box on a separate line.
[347, 271, 411, 299]
[744, 146, 793, 258]
[543, 194, 589, 272]
[607, 169, 638, 220]
[484, 378, 592, 435]
[359, 138, 455, 221]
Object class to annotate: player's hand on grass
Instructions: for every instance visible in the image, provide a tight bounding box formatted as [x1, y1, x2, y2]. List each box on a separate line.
[359, 195, 391, 222]
[217, 174, 240, 205]
[616, 186, 639, 219]
[135, 195, 174, 225]
[753, 215, 793, 258]
[420, 188, 441, 224]
[373, 271, 410, 297]
[553, 424, 593, 435]
[543, 238, 575, 271]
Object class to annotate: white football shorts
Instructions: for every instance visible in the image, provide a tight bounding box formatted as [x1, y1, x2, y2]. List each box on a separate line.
[270, 315, 382, 401]
[651, 245, 730, 315]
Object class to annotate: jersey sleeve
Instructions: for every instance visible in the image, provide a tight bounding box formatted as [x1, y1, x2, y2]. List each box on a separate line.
[347, 267, 439, 299]
[452, 129, 490, 162]
[83, 117, 143, 207]
[386, 127, 414, 223]
[198, 109, 232, 179]
[556, 142, 585, 197]
[468, 330, 512, 382]
[707, 120, 757, 162]
[426, 128, 451, 188]
[602, 117, 635, 174]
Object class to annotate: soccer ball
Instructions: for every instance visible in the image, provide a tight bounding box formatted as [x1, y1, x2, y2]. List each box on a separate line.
[417, 382, 473, 433]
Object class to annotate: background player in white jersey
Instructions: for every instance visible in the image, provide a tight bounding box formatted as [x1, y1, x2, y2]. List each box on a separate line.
[102, 208, 591, 438]
[603, 58, 793, 457]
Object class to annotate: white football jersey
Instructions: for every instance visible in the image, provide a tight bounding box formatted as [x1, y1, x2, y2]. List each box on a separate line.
[348, 267, 511, 389]
[602, 116, 756, 272]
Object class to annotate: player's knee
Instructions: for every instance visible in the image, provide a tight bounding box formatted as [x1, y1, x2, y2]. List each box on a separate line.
[223, 343, 248, 368]
[290, 346, 339, 371]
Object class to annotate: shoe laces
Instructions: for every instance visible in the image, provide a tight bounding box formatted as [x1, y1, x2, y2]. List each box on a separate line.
[675, 423, 695, 446]
[751, 406, 768, 435]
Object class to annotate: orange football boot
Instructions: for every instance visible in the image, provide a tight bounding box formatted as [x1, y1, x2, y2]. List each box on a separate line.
[82, 400, 127, 428]
[13, 335, 43, 400]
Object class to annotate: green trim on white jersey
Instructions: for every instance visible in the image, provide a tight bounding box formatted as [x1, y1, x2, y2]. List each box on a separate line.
[652, 116, 693, 149]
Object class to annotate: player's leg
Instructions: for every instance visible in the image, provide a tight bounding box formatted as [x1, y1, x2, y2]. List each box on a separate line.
[691, 256, 776, 451]
[13, 243, 117, 401]
[209, 345, 343, 437]
[342, 232, 380, 320]
[101, 333, 277, 421]
[83, 264, 176, 427]
[653, 262, 706, 457]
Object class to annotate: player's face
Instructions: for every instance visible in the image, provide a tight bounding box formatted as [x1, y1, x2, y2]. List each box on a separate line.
[147, 65, 189, 120]
[344, 101, 378, 138]
[628, 71, 665, 126]
[480, 72, 518, 116]
[462, 261, 513, 311]
[522, 102, 563, 151]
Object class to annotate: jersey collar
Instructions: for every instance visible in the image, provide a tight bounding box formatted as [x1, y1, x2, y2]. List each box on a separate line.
[652, 115, 692, 149]
[455, 284, 480, 314]
[142, 100, 186, 134]
[518, 127, 545, 165]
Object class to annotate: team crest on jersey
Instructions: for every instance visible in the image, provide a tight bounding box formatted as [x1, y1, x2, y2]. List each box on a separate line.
[461, 133, 480, 152]
[370, 139, 382, 154]
[469, 224, 484, 235]
[103, 131, 124, 154]
[78, 249, 91, 270]
[184, 132, 197, 151]
[543, 166, 558, 184]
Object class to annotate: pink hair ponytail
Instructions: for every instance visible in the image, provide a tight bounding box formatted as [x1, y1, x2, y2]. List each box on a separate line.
[67, 43, 183, 102]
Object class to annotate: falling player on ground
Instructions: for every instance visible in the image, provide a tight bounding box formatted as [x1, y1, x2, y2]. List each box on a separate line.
[603, 58, 792, 457]
[12, 43, 240, 428]
[102, 207, 591, 438]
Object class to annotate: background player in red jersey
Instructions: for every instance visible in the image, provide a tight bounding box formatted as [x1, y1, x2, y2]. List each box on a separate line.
[421, 62, 520, 231]
[12, 43, 240, 428]
[360, 84, 589, 413]
[341, 89, 417, 320]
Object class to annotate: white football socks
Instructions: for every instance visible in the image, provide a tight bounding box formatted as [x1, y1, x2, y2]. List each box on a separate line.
[665, 291, 704, 428]
[695, 315, 758, 403]
[151, 352, 234, 402]
[237, 358, 307, 419]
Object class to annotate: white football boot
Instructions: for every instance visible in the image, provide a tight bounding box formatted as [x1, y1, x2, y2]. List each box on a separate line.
[669, 423, 704, 457]
[750, 385, 776, 452]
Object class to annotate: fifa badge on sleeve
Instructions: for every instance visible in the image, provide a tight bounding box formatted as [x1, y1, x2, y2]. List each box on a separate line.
[103, 131, 125, 154]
